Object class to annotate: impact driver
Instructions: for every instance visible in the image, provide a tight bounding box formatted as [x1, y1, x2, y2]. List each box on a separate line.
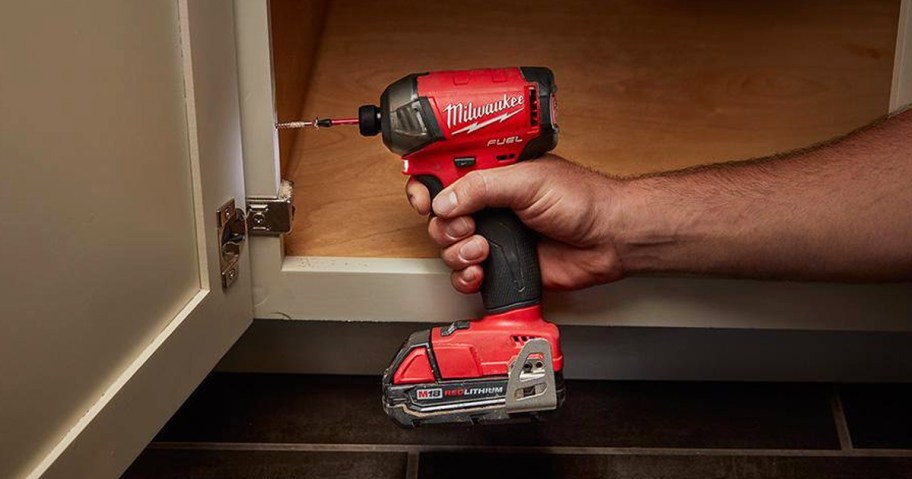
[277, 67, 564, 427]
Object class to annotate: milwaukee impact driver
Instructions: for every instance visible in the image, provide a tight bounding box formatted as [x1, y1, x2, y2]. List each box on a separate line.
[277, 67, 564, 427]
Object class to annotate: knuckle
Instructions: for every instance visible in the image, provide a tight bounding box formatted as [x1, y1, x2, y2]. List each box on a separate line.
[429, 219, 461, 246]
[406, 178, 424, 196]
[443, 257, 461, 270]
[462, 170, 483, 188]
[451, 271, 468, 291]
[431, 233, 449, 247]
[427, 220, 442, 240]
[443, 216, 472, 239]
[460, 171, 488, 203]
[441, 246, 462, 267]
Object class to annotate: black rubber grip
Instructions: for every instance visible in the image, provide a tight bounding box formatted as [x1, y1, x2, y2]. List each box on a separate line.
[415, 175, 542, 314]
[473, 208, 542, 313]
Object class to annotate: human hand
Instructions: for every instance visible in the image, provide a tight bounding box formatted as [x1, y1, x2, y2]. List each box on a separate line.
[406, 155, 625, 293]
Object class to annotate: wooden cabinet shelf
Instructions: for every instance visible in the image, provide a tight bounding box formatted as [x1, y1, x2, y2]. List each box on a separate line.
[271, 0, 900, 258]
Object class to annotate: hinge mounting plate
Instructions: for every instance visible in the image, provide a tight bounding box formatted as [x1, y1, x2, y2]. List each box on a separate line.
[217, 198, 247, 289]
[246, 179, 295, 236]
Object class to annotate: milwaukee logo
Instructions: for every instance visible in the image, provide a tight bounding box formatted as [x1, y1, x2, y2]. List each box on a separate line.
[416, 388, 443, 400]
[444, 94, 524, 135]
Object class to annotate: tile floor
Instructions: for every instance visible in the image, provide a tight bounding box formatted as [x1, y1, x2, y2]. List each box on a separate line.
[122, 374, 912, 478]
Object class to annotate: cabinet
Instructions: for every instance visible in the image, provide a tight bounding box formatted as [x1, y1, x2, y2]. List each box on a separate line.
[243, 0, 912, 330]
[3, 1, 910, 477]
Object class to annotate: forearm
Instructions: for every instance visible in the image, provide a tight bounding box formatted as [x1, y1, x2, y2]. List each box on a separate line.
[611, 109, 912, 281]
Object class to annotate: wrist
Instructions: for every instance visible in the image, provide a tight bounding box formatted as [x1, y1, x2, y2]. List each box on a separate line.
[607, 176, 696, 275]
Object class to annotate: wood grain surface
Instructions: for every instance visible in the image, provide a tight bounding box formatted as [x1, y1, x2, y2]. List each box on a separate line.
[274, 0, 900, 258]
[270, 0, 328, 172]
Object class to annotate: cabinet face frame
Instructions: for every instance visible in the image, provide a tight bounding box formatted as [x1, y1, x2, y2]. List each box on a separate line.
[241, 0, 912, 332]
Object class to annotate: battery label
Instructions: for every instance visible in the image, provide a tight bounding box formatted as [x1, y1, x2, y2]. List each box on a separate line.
[410, 380, 507, 405]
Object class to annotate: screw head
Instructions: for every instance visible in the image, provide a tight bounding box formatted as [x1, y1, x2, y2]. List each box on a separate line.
[252, 212, 267, 226]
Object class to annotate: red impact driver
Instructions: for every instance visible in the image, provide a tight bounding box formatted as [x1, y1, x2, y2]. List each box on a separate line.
[277, 67, 563, 427]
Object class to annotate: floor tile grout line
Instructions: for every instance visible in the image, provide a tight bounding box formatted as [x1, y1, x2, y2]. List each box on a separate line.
[148, 441, 912, 458]
[405, 451, 419, 479]
[829, 386, 854, 451]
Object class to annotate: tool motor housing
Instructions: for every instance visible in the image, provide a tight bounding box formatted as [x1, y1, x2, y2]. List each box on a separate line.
[361, 67, 558, 187]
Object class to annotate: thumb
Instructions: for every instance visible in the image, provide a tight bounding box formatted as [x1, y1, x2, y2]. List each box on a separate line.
[431, 162, 546, 218]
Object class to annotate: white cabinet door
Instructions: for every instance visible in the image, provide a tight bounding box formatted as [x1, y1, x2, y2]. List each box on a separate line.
[0, 1, 251, 477]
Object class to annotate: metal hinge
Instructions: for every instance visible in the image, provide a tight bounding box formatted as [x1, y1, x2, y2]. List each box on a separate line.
[217, 198, 247, 289]
[246, 179, 295, 236]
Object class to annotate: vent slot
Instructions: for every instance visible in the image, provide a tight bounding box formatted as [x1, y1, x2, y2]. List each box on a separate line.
[529, 88, 539, 126]
[511, 335, 539, 346]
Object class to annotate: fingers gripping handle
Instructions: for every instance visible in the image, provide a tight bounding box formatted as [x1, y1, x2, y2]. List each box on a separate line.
[415, 175, 542, 313]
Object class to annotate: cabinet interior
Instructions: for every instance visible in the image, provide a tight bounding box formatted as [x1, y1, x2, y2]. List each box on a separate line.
[270, 0, 899, 259]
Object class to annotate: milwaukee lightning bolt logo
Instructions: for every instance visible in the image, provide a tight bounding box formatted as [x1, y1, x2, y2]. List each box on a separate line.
[444, 94, 525, 135]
